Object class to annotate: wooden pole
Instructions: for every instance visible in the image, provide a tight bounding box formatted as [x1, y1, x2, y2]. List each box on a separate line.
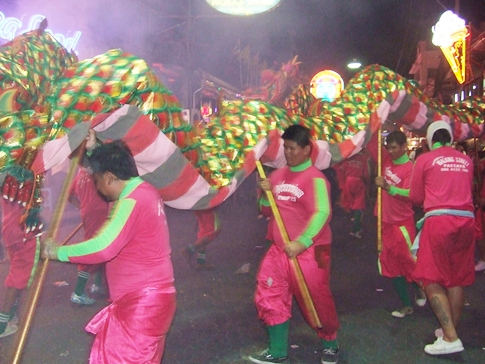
[10, 144, 85, 364]
[255, 161, 322, 329]
[61, 223, 83, 246]
[377, 129, 383, 253]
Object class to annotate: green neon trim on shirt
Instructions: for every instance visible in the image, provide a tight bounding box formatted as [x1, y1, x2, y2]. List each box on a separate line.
[119, 177, 143, 199]
[432, 141, 451, 150]
[289, 159, 311, 172]
[393, 153, 410, 165]
[388, 185, 409, 197]
[297, 177, 330, 248]
[259, 196, 270, 211]
[57, 178, 143, 262]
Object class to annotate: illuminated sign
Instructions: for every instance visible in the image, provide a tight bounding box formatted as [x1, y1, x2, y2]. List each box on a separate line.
[310, 70, 344, 102]
[206, 0, 281, 16]
[0, 12, 81, 51]
[432, 11, 468, 84]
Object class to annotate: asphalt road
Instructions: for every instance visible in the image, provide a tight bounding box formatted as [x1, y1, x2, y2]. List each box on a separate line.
[1, 171, 485, 363]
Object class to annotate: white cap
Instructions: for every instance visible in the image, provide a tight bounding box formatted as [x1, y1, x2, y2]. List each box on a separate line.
[426, 121, 453, 150]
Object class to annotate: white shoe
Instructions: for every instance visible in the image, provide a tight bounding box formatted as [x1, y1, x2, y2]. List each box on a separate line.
[89, 284, 105, 295]
[70, 292, 96, 305]
[415, 289, 427, 307]
[474, 260, 485, 271]
[349, 231, 362, 239]
[424, 337, 464, 355]
[415, 297, 427, 307]
[8, 314, 19, 326]
[391, 306, 413, 318]
[0, 324, 18, 338]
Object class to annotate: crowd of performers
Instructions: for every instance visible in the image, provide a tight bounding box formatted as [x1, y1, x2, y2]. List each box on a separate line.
[0, 120, 482, 363]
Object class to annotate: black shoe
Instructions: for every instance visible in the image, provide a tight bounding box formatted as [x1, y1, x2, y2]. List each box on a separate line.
[249, 349, 289, 363]
[321, 347, 339, 364]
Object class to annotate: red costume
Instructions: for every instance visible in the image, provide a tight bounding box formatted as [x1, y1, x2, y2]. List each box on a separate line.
[1, 199, 39, 290]
[410, 146, 475, 288]
[367, 136, 416, 280]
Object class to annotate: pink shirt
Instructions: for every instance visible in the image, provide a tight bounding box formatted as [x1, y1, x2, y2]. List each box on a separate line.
[409, 146, 474, 212]
[59, 178, 174, 301]
[260, 160, 332, 249]
[71, 169, 110, 239]
[367, 137, 414, 223]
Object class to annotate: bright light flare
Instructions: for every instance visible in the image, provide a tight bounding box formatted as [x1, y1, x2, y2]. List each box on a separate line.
[347, 59, 362, 69]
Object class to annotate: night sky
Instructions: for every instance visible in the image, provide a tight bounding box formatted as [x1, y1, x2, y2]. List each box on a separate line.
[3, 0, 485, 86]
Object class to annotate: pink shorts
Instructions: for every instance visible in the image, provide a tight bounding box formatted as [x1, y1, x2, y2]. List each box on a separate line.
[413, 215, 475, 288]
[195, 210, 221, 240]
[474, 208, 484, 240]
[343, 176, 366, 210]
[379, 220, 416, 280]
[5, 237, 40, 289]
[78, 264, 101, 274]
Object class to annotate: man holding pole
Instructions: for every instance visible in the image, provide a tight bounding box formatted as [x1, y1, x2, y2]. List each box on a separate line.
[43, 140, 176, 363]
[249, 125, 340, 364]
[367, 130, 426, 318]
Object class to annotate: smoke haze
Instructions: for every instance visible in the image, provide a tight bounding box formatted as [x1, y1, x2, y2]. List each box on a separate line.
[2, 0, 485, 87]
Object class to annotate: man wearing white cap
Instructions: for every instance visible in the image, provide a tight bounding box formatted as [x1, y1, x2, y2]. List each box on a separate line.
[409, 120, 475, 355]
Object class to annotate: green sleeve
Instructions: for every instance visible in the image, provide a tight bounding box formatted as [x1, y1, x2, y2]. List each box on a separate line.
[297, 178, 331, 248]
[57, 198, 136, 262]
[258, 195, 270, 211]
[388, 185, 410, 197]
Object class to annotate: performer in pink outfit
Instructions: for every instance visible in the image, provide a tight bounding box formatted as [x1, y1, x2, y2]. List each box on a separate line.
[367, 131, 424, 318]
[339, 152, 369, 238]
[44, 140, 176, 363]
[249, 125, 340, 364]
[409, 121, 475, 356]
[0, 199, 40, 338]
[68, 167, 110, 305]
[182, 208, 221, 270]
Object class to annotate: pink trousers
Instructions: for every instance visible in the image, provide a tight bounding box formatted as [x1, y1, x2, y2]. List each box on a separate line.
[86, 286, 176, 364]
[255, 244, 340, 341]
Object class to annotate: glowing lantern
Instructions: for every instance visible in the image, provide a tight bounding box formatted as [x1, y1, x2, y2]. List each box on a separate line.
[206, 0, 281, 16]
[432, 10, 469, 84]
[310, 70, 344, 102]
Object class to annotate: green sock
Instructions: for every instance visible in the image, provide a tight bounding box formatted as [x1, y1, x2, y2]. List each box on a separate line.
[0, 312, 9, 334]
[93, 271, 102, 287]
[75, 270, 90, 296]
[267, 321, 289, 358]
[9, 298, 19, 319]
[322, 339, 339, 350]
[352, 209, 363, 232]
[392, 276, 412, 307]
